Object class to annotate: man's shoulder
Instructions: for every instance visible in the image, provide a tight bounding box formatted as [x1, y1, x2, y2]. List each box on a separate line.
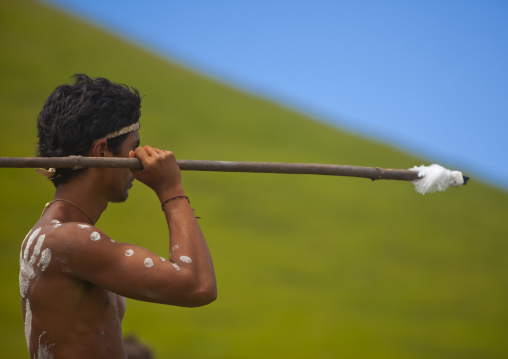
[53, 221, 109, 240]
[22, 220, 120, 279]
[24, 220, 113, 252]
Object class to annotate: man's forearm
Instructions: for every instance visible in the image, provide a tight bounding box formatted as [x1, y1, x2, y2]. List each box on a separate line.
[159, 190, 217, 305]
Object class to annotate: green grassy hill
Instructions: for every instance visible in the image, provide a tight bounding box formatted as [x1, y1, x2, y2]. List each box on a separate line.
[1, 1, 507, 358]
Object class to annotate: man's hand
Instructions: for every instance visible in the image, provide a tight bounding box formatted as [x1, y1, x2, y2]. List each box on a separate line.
[129, 146, 183, 198]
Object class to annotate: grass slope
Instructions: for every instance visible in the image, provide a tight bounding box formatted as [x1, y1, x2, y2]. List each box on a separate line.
[1, 1, 508, 358]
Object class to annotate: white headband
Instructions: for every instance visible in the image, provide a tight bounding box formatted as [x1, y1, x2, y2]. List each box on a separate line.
[102, 122, 140, 141]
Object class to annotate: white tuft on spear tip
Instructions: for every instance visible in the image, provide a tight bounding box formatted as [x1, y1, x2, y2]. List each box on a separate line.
[409, 164, 465, 194]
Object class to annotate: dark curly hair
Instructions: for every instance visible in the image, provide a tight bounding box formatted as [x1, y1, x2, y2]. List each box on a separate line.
[37, 74, 142, 186]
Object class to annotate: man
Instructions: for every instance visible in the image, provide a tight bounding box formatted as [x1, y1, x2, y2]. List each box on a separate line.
[19, 74, 217, 358]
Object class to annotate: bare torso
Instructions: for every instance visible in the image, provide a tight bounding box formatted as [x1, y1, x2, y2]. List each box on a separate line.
[20, 220, 127, 359]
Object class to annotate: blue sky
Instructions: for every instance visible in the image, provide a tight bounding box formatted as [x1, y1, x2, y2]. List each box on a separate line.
[44, 0, 508, 190]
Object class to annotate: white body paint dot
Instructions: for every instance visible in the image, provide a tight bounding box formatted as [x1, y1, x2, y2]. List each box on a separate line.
[171, 245, 179, 251]
[90, 232, 101, 241]
[51, 219, 61, 228]
[180, 256, 192, 264]
[78, 224, 90, 229]
[125, 249, 134, 257]
[172, 263, 180, 271]
[160, 257, 166, 262]
[144, 258, 154, 268]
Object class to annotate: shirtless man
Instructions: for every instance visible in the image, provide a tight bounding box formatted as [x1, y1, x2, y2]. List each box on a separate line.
[19, 74, 217, 358]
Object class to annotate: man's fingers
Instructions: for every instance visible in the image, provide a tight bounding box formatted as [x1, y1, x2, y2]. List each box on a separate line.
[141, 145, 159, 157]
[151, 147, 164, 155]
[133, 146, 159, 163]
[131, 146, 176, 172]
[132, 146, 149, 160]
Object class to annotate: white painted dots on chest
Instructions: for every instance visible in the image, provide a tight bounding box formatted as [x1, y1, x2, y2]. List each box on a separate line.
[179, 256, 192, 264]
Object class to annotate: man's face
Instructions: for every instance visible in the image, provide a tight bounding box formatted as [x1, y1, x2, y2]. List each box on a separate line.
[105, 130, 140, 203]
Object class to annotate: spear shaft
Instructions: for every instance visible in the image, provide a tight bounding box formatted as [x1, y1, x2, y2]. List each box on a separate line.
[0, 156, 421, 181]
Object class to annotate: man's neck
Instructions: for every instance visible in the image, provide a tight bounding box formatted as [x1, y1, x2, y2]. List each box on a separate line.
[50, 177, 108, 226]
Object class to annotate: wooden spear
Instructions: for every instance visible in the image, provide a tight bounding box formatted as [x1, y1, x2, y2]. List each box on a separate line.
[0, 156, 469, 184]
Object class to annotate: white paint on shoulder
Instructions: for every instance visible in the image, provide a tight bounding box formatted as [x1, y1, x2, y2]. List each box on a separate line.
[160, 257, 166, 262]
[19, 260, 34, 298]
[38, 249, 52, 271]
[171, 245, 179, 251]
[180, 256, 192, 264]
[23, 227, 41, 260]
[29, 235, 46, 265]
[24, 299, 32, 348]
[23, 229, 32, 242]
[125, 249, 134, 257]
[90, 232, 101, 241]
[78, 224, 90, 229]
[144, 258, 154, 268]
[20, 230, 32, 261]
[19, 229, 46, 298]
[20, 255, 36, 298]
[172, 263, 180, 271]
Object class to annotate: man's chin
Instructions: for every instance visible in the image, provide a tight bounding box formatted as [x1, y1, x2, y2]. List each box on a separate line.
[110, 192, 129, 204]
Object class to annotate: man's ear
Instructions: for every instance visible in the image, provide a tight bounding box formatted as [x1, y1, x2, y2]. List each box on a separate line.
[90, 139, 108, 157]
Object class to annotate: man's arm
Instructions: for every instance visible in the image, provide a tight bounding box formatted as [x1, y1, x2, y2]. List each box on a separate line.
[130, 145, 217, 305]
[131, 146, 217, 303]
[51, 225, 216, 307]
[51, 146, 216, 307]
